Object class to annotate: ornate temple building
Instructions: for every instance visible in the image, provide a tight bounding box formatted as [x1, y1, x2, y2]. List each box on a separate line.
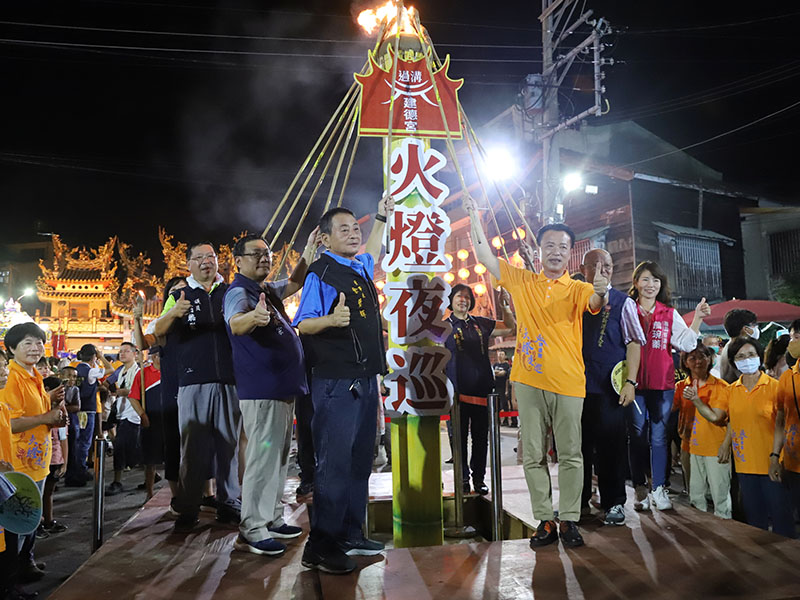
[31, 229, 298, 355]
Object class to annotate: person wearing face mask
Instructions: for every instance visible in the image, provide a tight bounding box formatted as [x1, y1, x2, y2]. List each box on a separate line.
[770, 320, 800, 518]
[725, 336, 794, 537]
[719, 309, 760, 384]
[627, 261, 711, 512]
[702, 335, 723, 378]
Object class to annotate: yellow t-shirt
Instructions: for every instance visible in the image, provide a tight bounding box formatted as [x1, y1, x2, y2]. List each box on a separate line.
[777, 364, 800, 473]
[676, 376, 729, 457]
[498, 260, 597, 398]
[5, 360, 52, 482]
[728, 372, 778, 475]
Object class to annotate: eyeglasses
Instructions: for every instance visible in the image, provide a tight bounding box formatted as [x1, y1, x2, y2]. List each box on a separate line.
[189, 253, 217, 263]
[734, 352, 759, 361]
[239, 251, 271, 261]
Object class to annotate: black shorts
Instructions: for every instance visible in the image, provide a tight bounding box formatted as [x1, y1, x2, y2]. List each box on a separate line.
[113, 419, 142, 471]
[46, 463, 64, 484]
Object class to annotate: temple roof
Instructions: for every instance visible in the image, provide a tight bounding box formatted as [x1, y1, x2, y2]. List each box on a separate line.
[58, 268, 107, 281]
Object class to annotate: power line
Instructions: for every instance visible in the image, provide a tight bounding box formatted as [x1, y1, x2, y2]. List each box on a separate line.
[0, 20, 545, 49]
[626, 10, 800, 34]
[620, 98, 800, 168]
[0, 37, 543, 64]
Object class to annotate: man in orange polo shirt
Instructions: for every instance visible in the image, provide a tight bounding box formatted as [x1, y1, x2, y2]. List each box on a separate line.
[464, 196, 608, 548]
[3, 323, 67, 583]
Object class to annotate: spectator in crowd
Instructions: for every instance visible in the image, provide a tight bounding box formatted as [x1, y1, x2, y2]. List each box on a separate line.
[60, 366, 80, 492]
[294, 197, 390, 574]
[106, 342, 144, 496]
[445, 284, 514, 495]
[771, 320, 800, 517]
[720, 309, 759, 384]
[676, 345, 732, 519]
[579, 249, 645, 526]
[726, 336, 794, 537]
[765, 334, 790, 380]
[154, 242, 241, 532]
[702, 334, 723, 378]
[66, 344, 113, 487]
[128, 346, 162, 501]
[627, 261, 709, 512]
[225, 229, 318, 557]
[35, 357, 51, 379]
[464, 194, 609, 548]
[40, 376, 68, 536]
[493, 350, 515, 427]
[3, 323, 67, 583]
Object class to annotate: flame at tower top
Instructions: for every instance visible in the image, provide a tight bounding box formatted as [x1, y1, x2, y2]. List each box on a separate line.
[357, 1, 417, 36]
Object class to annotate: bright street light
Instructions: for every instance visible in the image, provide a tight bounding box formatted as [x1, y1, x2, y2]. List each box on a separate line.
[562, 172, 583, 193]
[484, 147, 518, 181]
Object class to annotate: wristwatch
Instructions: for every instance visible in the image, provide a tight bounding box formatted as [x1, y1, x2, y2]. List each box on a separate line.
[625, 379, 638, 388]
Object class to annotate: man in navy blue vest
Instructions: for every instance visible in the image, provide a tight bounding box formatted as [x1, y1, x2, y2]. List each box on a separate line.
[580, 249, 646, 526]
[223, 230, 319, 557]
[293, 197, 390, 575]
[154, 242, 241, 532]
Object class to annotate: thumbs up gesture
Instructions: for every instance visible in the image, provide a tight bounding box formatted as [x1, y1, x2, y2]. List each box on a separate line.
[330, 292, 350, 328]
[695, 297, 711, 319]
[592, 260, 609, 296]
[252, 292, 271, 327]
[172, 290, 191, 318]
[683, 379, 698, 401]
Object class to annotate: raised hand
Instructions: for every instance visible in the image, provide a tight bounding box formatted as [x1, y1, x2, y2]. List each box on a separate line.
[378, 193, 395, 217]
[172, 290, 191, 318]
[133, 294, 144, 320]
[462, 194, 477, 215]
[592, 260, 609, 296]
[695, 297, 711, 319]
[253, 292, 271, 327]
[683, 380, 698, 401]
[43, 407, 67, 428]
[306, 226, 321, 250]
[330, 292, 350, 328]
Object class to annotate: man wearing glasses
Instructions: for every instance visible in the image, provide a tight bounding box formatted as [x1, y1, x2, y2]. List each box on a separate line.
[223, 229, 319, 557]
[155, 242, 241, 532]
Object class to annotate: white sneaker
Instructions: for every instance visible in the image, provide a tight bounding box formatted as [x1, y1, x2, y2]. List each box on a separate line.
[633, 486, 650, 512]
[374, 446, 387, 467]
[652, 485, 673, 510]
[604, 504, 626, 526]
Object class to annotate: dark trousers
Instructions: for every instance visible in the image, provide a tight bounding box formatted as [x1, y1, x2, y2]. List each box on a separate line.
[581, 392, 628, 510]
[162, 394, 182, 482]
[295, 392, 316, 486]
[65, 417, 80, 483]
[309, 376, 377, 548]
[74, 412, 96, 473]
[0, 530, 19, 596]
[738, 473, 796, 538]
[459, 402, 488, 485]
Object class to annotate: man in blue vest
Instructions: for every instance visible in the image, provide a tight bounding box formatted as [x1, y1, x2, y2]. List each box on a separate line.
[579, 249, 646, 526]
[293, 196, 390, 575]
[223, 229, 319, 557]
[154, 242, 241, 532]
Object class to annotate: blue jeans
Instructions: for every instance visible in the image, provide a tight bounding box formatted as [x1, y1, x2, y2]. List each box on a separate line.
[309, 376, 378, 548]
[73, 412, 96, 474]
[738, 473, 796, 538]
[626, 389, 673, 489]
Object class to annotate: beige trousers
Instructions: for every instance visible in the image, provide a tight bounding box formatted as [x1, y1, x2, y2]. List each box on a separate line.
[514, 382, 584, 522]
[689, 453, 732, 519]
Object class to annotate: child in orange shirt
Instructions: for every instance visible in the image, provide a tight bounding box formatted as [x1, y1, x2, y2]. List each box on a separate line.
[677, 345, 732, 519]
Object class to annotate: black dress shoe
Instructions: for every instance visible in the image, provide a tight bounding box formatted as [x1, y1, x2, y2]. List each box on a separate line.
[474, 482, 489, 495]
[462, 481, 471, 494]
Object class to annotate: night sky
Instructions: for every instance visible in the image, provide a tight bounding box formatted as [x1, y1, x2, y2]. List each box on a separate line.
[2, 1, 798, 266]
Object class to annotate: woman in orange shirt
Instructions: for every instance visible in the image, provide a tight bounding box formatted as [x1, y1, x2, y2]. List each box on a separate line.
[676, 345, 732, 519]
[726, 336, 794, 537]
[4, 323, 67, 583]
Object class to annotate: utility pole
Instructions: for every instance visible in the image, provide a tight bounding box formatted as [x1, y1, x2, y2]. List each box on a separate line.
[529, 0, 613, 223]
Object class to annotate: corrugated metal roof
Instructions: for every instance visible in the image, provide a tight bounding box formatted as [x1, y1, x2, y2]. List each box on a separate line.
[652, 222, 735, 246]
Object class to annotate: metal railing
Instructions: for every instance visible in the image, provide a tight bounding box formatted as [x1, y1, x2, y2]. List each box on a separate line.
[91, 438, 107, 553]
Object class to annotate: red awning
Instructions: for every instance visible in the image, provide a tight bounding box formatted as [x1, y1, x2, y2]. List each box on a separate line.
[683, 299, 800, 327]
